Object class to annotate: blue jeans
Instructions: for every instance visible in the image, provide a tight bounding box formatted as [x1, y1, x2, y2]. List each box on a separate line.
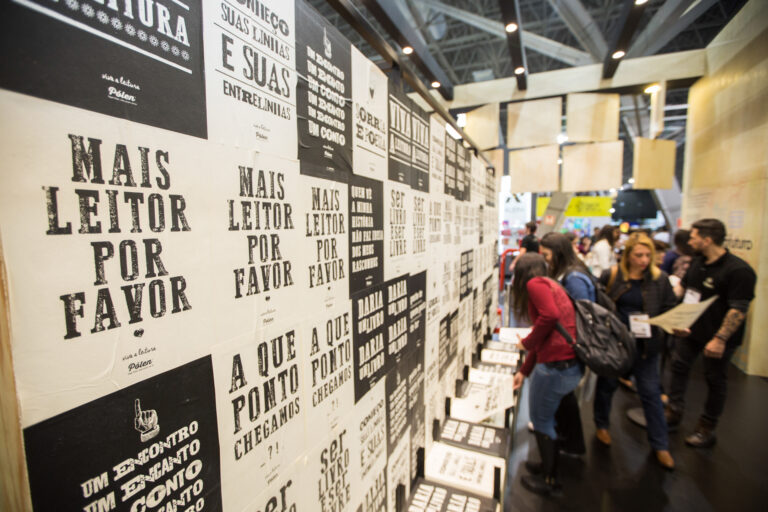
[593, 352, 669, 450]
[529, 362, 583, 439]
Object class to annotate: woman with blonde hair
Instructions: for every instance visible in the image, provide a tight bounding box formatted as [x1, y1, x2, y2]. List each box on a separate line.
[592, 233, 678, 469]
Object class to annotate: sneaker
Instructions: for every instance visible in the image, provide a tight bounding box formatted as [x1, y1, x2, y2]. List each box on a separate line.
[655, 450, 675, 470]
[595, 428, 612, 446]
[685, 425, 716, 448]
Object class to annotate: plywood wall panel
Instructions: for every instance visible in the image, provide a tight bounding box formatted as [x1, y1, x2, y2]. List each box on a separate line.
[633, 137, 676, 189]
[561, 141, 623, 192]
[566, 93, 619, 143]
[507, 145, 559, 193]
[506, 97, 562, 149]
[465, 102, 500, 150]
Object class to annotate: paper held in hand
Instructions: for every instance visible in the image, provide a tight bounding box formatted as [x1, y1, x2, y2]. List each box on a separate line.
[498, 327, 532, 344]
[644, 295, 719, 334]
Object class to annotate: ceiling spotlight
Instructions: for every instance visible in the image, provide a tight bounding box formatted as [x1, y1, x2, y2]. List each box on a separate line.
[514, 66, 525, 75]
[628, 178, 635, 184]
[612, 50, 626, 60]
[556, 133, 568, 144]
[402, 46, 413, 55]
[505, 23, 518, 33]
[557, 158, 563, 165]
[644, 84, 661, 94]
[431, 81, 441, 88]
[609, 188, 617, 193]
[635, 0, 648, 5]
[609, 208, 616, 213]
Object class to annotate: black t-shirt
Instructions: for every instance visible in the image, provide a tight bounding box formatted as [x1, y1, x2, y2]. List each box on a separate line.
[616, 279, 644, 327]
[521, 234, 539, 253]
[681, 250, 756, 345]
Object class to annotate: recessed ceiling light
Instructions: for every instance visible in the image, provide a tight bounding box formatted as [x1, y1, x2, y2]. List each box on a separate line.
[402, 46, 413, 55]
[644, 84, 661, 94]
[505, 23, 518, 33]
[514, 66, 525, 75]
[431, 81, 441, 88]
[612, 50, 626, 59]
[635, 0, 648, 5]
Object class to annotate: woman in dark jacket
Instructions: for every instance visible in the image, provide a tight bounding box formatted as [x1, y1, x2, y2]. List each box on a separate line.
[512, 253, 582, 495]
[593, 233, 678, 469]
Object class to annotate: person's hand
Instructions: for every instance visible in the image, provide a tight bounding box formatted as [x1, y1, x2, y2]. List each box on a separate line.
[704, 338, 726, 359]
[513, 372, 524, 390]
[672, 328, 691, 337]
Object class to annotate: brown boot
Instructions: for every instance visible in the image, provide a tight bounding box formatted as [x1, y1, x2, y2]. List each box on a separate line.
[685, 419, 716, 448]
[655, 450, 675, 470]
[595, 428, 612, 446]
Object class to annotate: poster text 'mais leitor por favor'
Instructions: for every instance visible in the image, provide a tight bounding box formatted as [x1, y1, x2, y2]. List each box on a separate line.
[45, 135, 192, 340]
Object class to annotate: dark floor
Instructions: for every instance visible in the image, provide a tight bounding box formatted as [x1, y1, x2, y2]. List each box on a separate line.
[503, 358, 768, 512]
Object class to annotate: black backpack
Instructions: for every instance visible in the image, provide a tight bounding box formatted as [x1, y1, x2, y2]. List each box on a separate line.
[555, 291, 636, 379]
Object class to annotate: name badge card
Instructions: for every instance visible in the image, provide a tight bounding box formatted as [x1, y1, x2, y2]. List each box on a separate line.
[629, 313, 652, 339]
[683, 288, 701, 304]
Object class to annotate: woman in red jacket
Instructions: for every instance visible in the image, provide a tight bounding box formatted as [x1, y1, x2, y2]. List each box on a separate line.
[511, 253, 581, 496]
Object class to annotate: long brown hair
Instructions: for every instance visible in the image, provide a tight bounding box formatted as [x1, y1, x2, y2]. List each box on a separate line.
[619, 232, 661, 280]
[511, 253, 548, 322]
[540, 232, 590, 279]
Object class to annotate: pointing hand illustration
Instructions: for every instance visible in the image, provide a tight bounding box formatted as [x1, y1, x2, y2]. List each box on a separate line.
[134, 398, 160, 442]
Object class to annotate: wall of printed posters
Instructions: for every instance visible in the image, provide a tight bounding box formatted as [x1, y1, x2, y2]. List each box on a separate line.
[0, 1, 500, 510]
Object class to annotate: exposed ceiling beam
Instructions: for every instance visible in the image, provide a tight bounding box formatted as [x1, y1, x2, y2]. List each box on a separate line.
[449, 49, 705, 109]
[403, 0, 461, 84]
[419, 0, 592, 67]
[627, 0, 719, 58]
[498, 0, 527, 90]
[360, 0, 454, 99]
[602, 0, 649, 79]
[321, 0, 492, 165]
[546, 0, 607, 61]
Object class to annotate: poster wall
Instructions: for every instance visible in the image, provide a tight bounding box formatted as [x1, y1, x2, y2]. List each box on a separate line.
[0, 1, 501, 511]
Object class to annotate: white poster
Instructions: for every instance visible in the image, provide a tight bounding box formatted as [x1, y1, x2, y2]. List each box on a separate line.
[384, 180, 413, 280]
[305, 423, 361, 512]
[351, 46, 388, 182]
[214, 148, 303, 331]
[298, 176, 349, 307]
[411, 189, 429, 273]
[204, 0, 297, 155]
[212, 326, 306, 512]
[0, 91, 217, 426]
[300, 302, 355, 444]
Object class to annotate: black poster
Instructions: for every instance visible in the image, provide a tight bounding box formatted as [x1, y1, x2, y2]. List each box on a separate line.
[384, 274, 410, 367]
[439, 419, 509, 458]
[385, 364, 409, 456]
[460, 250, 473, 300]
[410, 101, 430, 192]
[444, 135, 456, 196]
[357, 468, 387, 512]
[349, 175, 385, 295]
[296, 0, 352, 182]
[408, 271, 427, 351]
[438, 312, 457, 380]
[455, 146, 466, 200]
[407, 345, 425, 482]
[388, 88, 412, 185]
[352, 281, 389, 401]
[23, 357, 221, 511]
[485, 167, 495, 208]
[0, 0, 206, 138]
[408, 480, 498, 512]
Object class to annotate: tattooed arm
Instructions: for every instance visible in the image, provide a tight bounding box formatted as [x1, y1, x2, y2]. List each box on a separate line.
[704, 309, 747, 358]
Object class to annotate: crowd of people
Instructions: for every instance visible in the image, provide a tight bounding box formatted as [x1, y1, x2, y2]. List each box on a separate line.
[508, 218, 757, 497]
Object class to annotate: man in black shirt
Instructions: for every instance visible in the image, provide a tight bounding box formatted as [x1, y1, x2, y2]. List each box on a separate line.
[667, 219, 756, 448]
[509, 221, 539, 271]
